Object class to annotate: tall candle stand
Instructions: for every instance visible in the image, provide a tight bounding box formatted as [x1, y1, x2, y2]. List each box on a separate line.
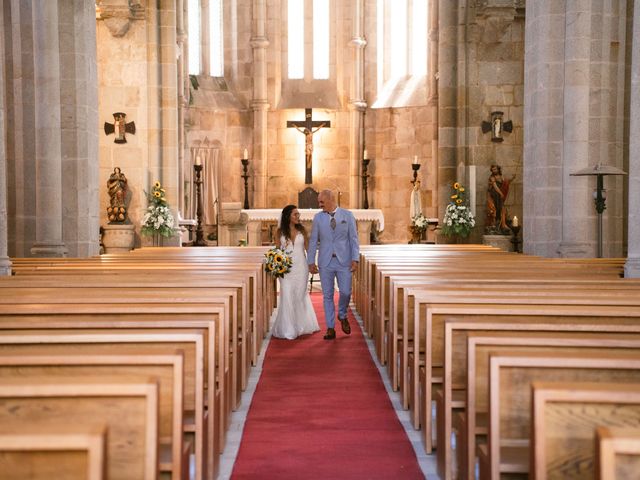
[510, 224, 521, 253]
[241, 158, 250, 210]
[193, 164, 207, 246]
[411, 163, 421, 185]
[362, 158, 370, 209]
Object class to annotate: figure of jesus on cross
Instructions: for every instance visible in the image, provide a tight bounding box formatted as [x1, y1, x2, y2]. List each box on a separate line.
[287, 108, 330, 184]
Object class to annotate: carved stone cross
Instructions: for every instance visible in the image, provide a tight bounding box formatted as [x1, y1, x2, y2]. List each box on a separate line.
[287, 108, 330, 184]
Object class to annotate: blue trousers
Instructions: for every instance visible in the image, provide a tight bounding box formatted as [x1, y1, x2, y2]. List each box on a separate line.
[319, 257, 352, 329]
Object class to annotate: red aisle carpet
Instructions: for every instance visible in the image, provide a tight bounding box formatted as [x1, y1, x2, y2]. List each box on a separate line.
[231, 293, 425, 479]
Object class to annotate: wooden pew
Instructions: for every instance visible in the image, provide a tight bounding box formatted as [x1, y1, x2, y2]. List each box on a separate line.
[413, 302, 640, 454]
[479, 351, 640, 480]
[0, 425, 107, 480]
[0, 305, 226, 468]
[596, 426, 640, 480]
[0, 331, 204, 480]
[9, 259, 268, 367]
[439, 316, 640, 480]
[0, 377, 160, 480]
[531, 382, 640, 480]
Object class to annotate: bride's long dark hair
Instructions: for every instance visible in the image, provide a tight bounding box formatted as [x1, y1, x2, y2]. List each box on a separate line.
[277, 204, 307, 243]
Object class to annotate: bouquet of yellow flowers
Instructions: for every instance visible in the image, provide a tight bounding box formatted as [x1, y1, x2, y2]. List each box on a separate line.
[264, 247, 293, 278]
[441, 182, 476, 238]
[141, 181, 177, 238]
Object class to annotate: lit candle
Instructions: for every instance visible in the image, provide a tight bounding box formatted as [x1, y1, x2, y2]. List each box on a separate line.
[413, 155, 419, 165]
[243, 148, 248, 160]
[512, 216, 519, 227]
[363, 149, 369, 160]
[195, 155, 201, 166]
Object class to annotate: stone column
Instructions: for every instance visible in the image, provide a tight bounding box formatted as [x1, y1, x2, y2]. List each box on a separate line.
[349, 0, 367, 209]
[624, 0, 640, 278]
[251, 0, 269, 208]
[437, 0, 459, 221]
[0, 2, 12, 274]
[523, 0, 570, 256]
[30, 0, 67, 257]
[557, 0, 593, 257]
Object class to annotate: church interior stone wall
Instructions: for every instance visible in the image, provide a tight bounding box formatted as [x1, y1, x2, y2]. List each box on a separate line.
[1, 0, 638, 267]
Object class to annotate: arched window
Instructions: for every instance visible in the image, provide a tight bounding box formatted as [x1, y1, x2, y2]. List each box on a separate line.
[287, 0, 331, 81]
[188, 0, 224, 77]
[373, 0, 429, 107]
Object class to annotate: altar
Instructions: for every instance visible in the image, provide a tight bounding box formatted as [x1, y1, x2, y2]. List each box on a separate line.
[241, 208, 385, 246]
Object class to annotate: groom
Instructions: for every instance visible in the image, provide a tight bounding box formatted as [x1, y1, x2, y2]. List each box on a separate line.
[308, 189, 360, 340]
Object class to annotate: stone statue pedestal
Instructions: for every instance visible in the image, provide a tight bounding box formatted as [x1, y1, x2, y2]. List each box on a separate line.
[482, 234, 512, 252]
[102, 224, 135, 253]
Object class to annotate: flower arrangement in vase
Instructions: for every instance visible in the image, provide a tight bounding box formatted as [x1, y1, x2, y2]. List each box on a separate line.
[409, 213, 429, 243]
[140, 181, 177, 241]
[441, 182, 476, 239]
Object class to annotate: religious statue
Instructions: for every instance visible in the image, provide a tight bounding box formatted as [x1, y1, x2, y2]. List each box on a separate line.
[287, 108, 331, 184]
[106, 167, 128, 223]
[410, 180, 423, 220]
[294, 123, 326, 182]
[485, 164, 515, 234]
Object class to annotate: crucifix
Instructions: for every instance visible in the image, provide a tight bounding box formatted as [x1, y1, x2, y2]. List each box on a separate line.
[287, 108, 330, 184]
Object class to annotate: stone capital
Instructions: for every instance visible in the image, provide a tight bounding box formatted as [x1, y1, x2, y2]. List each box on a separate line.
[96, 0, 145, 37]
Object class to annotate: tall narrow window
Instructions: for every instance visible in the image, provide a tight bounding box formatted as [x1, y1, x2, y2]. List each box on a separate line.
[411, 0, 427, 76]
[209, 0, 224, 77]
[313, 0, 329, 79]
[288, 1, 304, 79]
[188, 0, 201, 75]
[389, 0, 407, 78]
[373, 0, 430, 107]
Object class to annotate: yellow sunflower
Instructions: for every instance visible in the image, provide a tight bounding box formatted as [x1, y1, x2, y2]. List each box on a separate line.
[451, 194, 458, 200]
[154, 181, 161, 189]
[274, 254, 283, 263]
[456, 199, 463, 204]
[154, 191, 161, 198]
[459, 187, 465, 192]
[453, 182, 460, 189]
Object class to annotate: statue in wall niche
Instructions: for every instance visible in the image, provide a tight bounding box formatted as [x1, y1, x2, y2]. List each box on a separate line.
[485, 164, 515, 235]
[107, 167, 129, 223]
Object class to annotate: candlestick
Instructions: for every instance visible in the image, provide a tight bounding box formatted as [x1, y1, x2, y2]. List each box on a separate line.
[193, 164, 206, 246]
[362, 157, 370, 209]
[411, 163, 421, 185]
[241, 158, 250, 209]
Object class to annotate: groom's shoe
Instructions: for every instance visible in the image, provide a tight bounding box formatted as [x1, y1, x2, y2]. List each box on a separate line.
[323, 328, 336, 340]
[339, 316, 351, 335]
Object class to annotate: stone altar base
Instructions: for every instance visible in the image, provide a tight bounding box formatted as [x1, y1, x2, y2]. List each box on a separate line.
[482, 234, 513, 252]
[102, 224, 135, 253]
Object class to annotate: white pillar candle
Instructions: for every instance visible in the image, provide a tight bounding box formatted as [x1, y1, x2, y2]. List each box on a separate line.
[363, 149, 368, 160]
[413, 155, 419, 164]
[512, 215, 519, 227]
[243, 148, 248, 159]
[195, 155, 201, 166]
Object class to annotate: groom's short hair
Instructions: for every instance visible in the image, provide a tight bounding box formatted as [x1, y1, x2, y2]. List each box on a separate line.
[319, 189, 335, 201]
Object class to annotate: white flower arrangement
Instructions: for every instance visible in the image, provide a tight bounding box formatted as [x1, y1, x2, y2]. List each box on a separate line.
[410, 213, 429, 234]
[441, 182, 476, 238]
[140, 181, 177, 238]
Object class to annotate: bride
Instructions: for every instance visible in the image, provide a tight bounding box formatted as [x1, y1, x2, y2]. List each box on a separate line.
[270, 205, 320, 339]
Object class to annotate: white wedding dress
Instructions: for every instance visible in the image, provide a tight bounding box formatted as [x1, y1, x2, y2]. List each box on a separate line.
[270, 234, 320, 339]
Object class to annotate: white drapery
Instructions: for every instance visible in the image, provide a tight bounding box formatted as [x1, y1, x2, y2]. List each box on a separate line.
[188, 140, 220, 225]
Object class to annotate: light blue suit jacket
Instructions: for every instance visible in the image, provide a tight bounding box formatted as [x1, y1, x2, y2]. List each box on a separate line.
[307, 208, 360, 268]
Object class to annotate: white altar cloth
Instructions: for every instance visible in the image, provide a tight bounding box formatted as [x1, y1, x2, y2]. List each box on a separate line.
[241, 208, 385, 231]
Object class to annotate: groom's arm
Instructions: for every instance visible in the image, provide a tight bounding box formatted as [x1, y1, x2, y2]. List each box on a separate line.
[347, 211, 360, 271]
[307, 216, 320, 273]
